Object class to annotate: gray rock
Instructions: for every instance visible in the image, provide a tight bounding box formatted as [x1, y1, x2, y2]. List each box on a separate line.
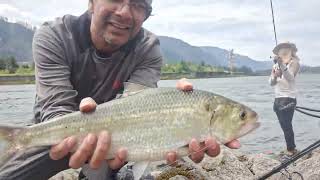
[200, 148, 254, 180]
[49, 169, 81, 180]
[290, 149, 320, 180]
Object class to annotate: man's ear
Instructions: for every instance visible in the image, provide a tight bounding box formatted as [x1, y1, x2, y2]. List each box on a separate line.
[88, 0, 94, 13]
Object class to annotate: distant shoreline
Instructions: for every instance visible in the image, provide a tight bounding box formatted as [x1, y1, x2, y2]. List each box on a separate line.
[2, 73, 318, 85]
[0, 73, 256, 85]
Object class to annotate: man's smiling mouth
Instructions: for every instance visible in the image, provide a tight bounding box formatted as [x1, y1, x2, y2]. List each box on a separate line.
[109, 22, 131, 30]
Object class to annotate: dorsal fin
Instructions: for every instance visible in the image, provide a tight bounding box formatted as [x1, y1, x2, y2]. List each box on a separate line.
[121, 82, 151, 97]
[124, 82, 150, 92]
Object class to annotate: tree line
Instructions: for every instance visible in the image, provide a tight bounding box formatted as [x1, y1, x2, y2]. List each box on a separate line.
[0, 57, 254, 75]
[161, 60, 253, 75]
[0, 56, 34, 74]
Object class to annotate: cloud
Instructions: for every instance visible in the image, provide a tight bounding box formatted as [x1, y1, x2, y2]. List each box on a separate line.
[0, 0, 319, 65]
[144, 0, 320, 65]
[0, 3, 40, 23]
[0, 0, 87, 24]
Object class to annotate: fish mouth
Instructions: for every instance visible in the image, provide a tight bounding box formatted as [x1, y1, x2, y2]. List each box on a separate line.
[236, 122, 260, 139]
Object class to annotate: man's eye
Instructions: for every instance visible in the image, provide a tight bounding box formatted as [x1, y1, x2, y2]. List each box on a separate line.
[131, 2, 146, 10]
[108, 0, 122, 3]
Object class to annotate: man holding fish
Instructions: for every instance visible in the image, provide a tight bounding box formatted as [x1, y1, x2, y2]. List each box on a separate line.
[0, 0, 245, 179]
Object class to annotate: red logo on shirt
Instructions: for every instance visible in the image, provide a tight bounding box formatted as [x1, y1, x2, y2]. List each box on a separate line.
[112, 80, 122, 90]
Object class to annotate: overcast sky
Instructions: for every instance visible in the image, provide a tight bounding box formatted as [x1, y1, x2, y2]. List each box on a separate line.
[0, 0, 319, 66]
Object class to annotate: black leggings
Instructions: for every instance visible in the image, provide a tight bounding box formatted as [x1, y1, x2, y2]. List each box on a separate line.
[273, 97, 297, 151]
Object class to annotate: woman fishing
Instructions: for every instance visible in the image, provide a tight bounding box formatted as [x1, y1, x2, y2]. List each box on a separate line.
[269, 42, 301, 158]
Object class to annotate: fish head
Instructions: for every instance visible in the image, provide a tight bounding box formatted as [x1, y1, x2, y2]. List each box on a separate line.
[205, 96, 260, 144]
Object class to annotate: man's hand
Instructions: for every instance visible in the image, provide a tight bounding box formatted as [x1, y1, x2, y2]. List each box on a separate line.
[49, 97, 127, 170]
[166, 79, 241, 164]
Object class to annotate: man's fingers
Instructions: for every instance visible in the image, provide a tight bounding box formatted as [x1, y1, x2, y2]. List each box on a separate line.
[225, 140, 241, 149]
[177, 78, 193, 91]
[189, 139, 204, 163]
[69, 134, 97, 169]
[107, 148, 127, 170]
[50, 137, 77, 160]
[205, 137, 220, 157]
[90, 131, 111, 169]
[80, 97, 97, 113]
[166, 152, 177, 165]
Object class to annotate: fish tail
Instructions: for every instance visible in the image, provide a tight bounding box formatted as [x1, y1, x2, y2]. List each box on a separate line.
[0, 125, 24, 168]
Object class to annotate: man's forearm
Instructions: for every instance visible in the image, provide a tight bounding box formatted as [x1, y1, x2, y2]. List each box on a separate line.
[0, 147, 70, 180]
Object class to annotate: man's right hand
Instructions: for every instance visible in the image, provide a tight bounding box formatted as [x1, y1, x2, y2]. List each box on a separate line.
[49, 97, 127, 170]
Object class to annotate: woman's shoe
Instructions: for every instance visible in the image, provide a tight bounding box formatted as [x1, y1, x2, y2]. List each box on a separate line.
[278, 149, 299, 161]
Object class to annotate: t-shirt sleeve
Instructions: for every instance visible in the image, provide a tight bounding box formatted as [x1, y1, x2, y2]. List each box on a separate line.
[33, 24, 78, 123]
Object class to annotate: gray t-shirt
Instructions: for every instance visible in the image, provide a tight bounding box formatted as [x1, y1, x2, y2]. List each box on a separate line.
[0, 11, 162, 180]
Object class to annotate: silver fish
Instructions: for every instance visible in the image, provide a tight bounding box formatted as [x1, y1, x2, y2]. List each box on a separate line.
[0, 87, 259, 167]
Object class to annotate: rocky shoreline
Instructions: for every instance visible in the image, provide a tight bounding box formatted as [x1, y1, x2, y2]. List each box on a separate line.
[50, 147, 320, 180]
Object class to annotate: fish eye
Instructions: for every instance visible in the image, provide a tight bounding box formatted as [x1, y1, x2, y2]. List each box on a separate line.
[240, 111, 247, 120]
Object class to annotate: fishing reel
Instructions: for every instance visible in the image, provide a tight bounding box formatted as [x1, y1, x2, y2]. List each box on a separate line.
[270, 56, 281, 71]
[270, 55, 281, 64]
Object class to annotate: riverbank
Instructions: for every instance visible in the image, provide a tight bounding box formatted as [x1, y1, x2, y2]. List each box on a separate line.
[0, 74, 35, 85]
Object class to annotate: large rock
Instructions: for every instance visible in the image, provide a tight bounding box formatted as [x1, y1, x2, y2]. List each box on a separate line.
[248, 150, 320, 180]
[289, 149, 320, 180]
[199, 148, 254, 180]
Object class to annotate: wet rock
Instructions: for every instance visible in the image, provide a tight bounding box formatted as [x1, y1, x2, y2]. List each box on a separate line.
[49, 169, 80, 180]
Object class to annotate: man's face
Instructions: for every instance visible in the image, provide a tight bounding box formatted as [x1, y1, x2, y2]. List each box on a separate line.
[90, 0, 148, 52]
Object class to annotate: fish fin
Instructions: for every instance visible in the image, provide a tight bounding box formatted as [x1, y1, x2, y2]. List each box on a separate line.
[0, 125, 24, 168]
[123, 82, 150, 91]
[116, 82, 150, 99]
[132, 161, 150, 180]
[123, 82, 151, 94]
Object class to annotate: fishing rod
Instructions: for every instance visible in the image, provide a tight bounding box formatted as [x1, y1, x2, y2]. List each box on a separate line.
[295, 108, 320, 119]
[295, 105, 320, 119]
[269, 0, 280, 65]
[296, 106, 320, 113]
[258, 139, 320, 180]
[270, 0, 278, 46]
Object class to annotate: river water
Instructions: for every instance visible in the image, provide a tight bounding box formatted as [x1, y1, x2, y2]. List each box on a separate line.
[0, 74, 319, 153]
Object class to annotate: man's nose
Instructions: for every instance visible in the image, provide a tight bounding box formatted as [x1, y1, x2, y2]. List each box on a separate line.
[115, 4, 132, 18]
